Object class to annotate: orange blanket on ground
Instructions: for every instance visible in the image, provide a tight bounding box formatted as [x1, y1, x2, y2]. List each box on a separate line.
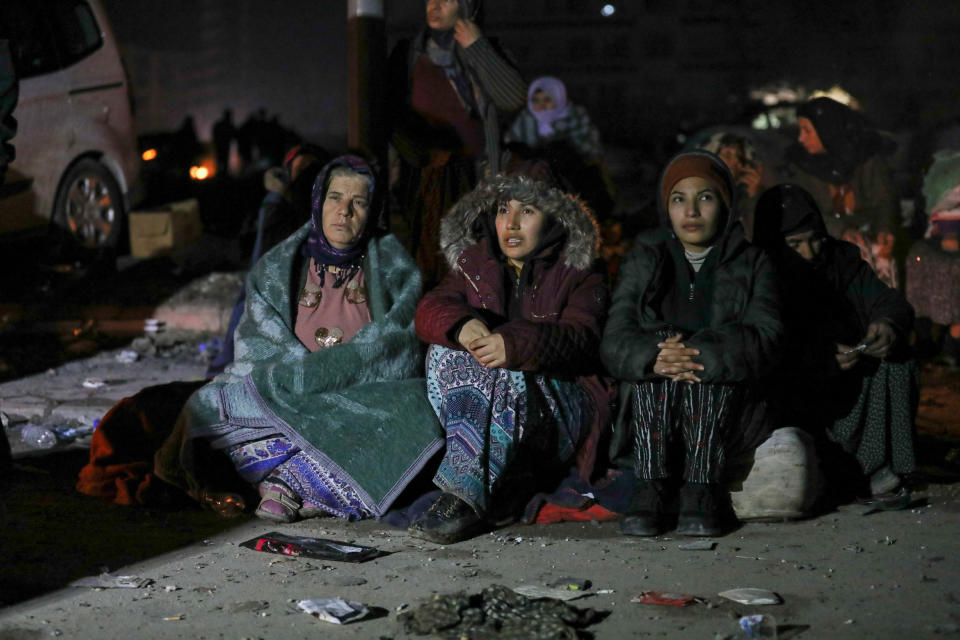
[76, 380, 205, 505]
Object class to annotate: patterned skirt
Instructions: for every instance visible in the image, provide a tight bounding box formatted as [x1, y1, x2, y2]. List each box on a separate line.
[226, 437, 373, 520]
[425, 345, 590, 515]
[827, 359, 918, 476]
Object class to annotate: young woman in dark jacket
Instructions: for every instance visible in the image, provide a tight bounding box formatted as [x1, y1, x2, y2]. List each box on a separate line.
[412, 173, 610, 543]
[601, 151, 781, 537]
[753, 184, 917, 506]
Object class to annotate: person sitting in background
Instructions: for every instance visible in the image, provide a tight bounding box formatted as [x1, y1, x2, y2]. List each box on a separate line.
[753, 184, 917, 507]
[506, 76, 614, 219]
[784, 97, 900, 288]
[906, 149, 960, 366]
[601, 151, 781, 537]
[700, 132, 768, 241]
[410, 172, 611, 544]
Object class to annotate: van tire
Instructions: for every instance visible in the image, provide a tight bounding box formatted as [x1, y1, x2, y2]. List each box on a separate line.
[51, 159, 125, 253]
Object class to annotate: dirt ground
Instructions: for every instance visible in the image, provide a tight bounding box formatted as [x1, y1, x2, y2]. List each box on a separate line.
[0, 364, 958, 639]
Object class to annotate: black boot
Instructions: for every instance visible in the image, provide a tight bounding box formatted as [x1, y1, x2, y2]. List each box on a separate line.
[408, 492, 487, 544]
[620, 480, 668, 536]
[676, 483, 730, 536]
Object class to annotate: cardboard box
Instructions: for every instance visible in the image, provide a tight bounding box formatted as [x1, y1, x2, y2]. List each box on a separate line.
[128, 198, 203, 258]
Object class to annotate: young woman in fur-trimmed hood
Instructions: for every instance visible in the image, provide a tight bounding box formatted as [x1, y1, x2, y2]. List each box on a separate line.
[411, 172, 611, 543]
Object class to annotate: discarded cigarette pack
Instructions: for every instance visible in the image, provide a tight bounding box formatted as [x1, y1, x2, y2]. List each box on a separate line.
[240, 532, 380, 562]
[297, 598, 370, 624]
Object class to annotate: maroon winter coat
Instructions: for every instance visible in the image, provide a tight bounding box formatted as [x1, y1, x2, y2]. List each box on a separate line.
[415, 176, 614, 480]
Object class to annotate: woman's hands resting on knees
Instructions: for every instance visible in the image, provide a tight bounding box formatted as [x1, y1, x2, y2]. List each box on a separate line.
[458, 318, 507, 369]
[653, 333, 704, 383]
[836, 320, 897, 370]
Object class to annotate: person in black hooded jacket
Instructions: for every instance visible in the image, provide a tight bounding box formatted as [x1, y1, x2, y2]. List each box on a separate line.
[601, 151, 781, 537]
[753, 183, 917, 506]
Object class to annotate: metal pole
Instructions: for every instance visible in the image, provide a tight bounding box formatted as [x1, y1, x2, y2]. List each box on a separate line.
[347, 0, 386, 171]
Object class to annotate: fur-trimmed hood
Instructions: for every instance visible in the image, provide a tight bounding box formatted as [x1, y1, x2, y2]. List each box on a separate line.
[438, 174, 600, 271]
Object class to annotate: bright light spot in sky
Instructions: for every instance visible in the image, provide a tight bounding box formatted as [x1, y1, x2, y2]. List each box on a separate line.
[601, 4, 615, 17]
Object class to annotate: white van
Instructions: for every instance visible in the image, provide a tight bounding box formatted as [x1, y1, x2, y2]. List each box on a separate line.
[0, 0, 139, 250]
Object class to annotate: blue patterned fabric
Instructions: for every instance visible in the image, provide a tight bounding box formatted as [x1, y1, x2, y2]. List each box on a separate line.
[227, 437, 299, 484]
[274, 452, 374, 520]
[426, 345, 586, 513]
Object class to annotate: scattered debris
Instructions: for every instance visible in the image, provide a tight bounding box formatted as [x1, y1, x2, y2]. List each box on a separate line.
[399, 585, 605, 639]
[631, 591, 697, 607]
[20, 424, 57, 449]
[70, 573, 153, 589]
[678, 540, 717, 551]
[144, 319, 165, 333]
[115, 349, 140, 363]
[81, 377, 106, 389]
[163, 585, 180, 592]
[546, 577, 591, 591]
[718, 588, 782, 606]
[738, 614, 777, 638]
[297, 598, 370, 624]
[239, 532, 380, 562]
[513, 585, 590, 601]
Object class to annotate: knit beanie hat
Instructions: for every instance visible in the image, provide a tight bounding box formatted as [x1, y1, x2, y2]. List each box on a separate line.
[660, 151, 733, 211]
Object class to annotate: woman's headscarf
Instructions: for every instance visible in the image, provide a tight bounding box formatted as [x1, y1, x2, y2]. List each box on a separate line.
[527, 76, 570, 137]
[752, 183, 863, 342]
[752, 183, 827, 257]
[788, 97, 893, 183]
[303, 154, 382, 287]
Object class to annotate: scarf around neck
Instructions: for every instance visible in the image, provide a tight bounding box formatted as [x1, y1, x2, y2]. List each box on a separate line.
[425, 32, 478, 115]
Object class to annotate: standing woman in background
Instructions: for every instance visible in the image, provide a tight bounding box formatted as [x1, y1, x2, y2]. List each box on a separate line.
[389, 0, 526, 287]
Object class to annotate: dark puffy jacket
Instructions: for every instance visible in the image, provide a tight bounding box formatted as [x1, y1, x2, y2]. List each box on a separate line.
[601, 151, 782, 460]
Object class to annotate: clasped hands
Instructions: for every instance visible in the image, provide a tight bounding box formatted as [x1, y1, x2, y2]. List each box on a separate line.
[836, 320, 895, 370]
[653, 333, 703, 383]
[458, 318, 506, 369]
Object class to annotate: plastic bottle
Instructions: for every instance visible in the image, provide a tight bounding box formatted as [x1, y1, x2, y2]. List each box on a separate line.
[20, 424, 57, 449]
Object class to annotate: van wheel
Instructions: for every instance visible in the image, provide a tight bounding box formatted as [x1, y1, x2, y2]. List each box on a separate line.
[52, 159, 125, 251]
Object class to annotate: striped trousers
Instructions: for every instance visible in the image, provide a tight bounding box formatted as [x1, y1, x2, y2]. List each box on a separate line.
[626, 380, 743, 484]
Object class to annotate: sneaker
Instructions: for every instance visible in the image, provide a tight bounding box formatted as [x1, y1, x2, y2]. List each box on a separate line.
[408, 492, 486, 544]
[620, 480, 667, 536]
[676, 483, 729, 537]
